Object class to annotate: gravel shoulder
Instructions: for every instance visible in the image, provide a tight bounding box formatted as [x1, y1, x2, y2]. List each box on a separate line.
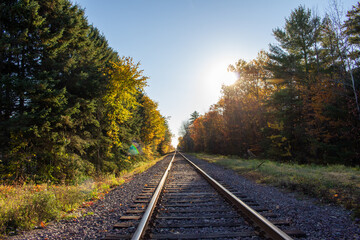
[8, 153, 360, 240]
[185, 154, 360, 240]
[9, 155, 172, 240]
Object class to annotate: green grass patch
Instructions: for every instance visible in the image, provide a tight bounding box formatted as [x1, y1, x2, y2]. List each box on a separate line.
[191, 153, 360, 219]
[0, 155, 167, 236]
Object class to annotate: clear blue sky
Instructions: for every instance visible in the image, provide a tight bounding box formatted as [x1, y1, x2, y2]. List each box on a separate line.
[73, 0, 358, 147]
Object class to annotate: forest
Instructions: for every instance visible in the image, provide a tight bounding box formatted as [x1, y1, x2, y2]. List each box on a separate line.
[0, 0, 173, 183]
[179, 3, 360, 166]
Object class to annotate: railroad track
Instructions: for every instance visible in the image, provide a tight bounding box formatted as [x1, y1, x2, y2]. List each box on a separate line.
[105, 152, 305, 239]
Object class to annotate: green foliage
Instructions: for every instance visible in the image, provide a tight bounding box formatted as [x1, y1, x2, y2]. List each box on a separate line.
[0, 0, 173, 183]
[0, 189, 60, 232]
[30, 191, 60, 223]
[0, 155, 164, 235]
[345, 3, 360, 48]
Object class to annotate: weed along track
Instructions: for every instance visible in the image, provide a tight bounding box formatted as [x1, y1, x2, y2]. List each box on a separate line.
[104, 152, 306, 239]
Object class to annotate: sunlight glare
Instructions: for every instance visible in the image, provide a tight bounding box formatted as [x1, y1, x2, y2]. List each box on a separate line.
[208, 60, 238, 87]
[196, 56, 238, 113]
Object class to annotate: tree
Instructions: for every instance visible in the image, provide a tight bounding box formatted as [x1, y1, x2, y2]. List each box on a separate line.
[178, 120, 194, 152]
[103, 58, 146, 147]
[177, 4, 359, 165]
[189, 111, 200, 124]
[201, 105, 225, 154]
[345, 3, 360, 47]
[266, 6, 325, 162]
[190, 116, 205, 152]
[157, 119, 173, 155]
[344, 2, 360, 120]
[223, 52, 271, 156]
[0, 0, 172, 182]
[0, 0, 98, 181]
[139, 95, 166, 152]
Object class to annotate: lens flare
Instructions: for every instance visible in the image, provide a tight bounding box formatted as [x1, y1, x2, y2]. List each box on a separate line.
[129, 143, 139, 155]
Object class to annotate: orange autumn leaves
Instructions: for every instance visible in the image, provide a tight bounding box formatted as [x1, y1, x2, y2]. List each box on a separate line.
[180, 44, 359, 164]
[180, 5, 360, 164]
[180, 51, 270, 155]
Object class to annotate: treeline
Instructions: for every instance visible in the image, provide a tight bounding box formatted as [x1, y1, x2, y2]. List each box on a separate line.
[0, 0, 173, 183]
[179, 4, 360, 165]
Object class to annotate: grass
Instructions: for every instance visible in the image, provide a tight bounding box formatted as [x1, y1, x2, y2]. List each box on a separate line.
[0, 155, 166, 236]
[191, 153, 360, 219]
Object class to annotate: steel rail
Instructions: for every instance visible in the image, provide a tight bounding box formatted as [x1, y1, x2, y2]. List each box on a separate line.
[178, 152, 293, 240]
[131, 151, 176, 240]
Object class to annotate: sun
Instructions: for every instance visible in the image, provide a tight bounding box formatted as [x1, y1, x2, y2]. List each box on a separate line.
[217, 64, 238, 86]
[196, 56, 238, 108]
[205, 59, 238, 88]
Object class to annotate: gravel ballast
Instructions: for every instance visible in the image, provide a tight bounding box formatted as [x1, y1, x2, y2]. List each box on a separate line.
[9, 156, 172, 240]
[185, 154, 360, 240]
[9, 153, 360, 240]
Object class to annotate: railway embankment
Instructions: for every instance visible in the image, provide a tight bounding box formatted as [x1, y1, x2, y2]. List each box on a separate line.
[8, 153, 360, 239]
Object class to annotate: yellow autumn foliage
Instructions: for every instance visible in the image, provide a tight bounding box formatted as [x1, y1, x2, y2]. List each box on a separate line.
[103, 57, 147, 147]
[140, 95, 166, 147]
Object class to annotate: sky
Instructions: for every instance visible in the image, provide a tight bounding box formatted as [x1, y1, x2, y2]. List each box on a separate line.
[73, 0, 358, 147]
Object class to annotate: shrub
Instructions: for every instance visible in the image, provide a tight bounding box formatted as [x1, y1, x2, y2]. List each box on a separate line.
[27, 191, 60, 226]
